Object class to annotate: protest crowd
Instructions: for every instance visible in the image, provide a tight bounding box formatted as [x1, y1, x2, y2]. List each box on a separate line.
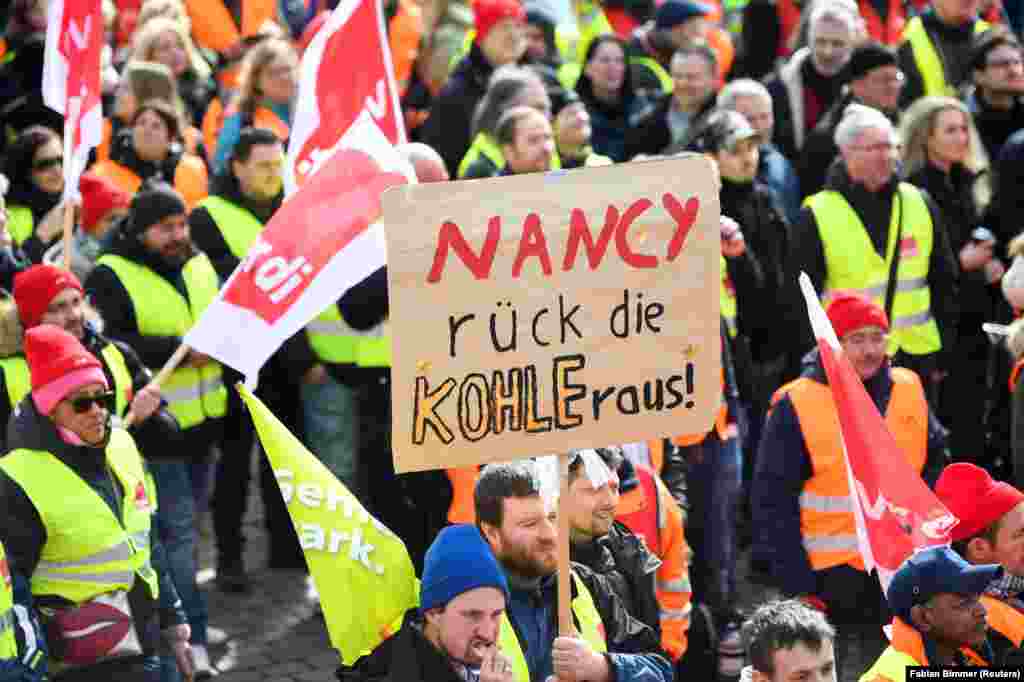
[4, 0, 1024, 679]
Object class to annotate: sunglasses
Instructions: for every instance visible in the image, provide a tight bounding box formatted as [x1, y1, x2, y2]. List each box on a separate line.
[68, 391, 116, 414]
[33, 157, 63, 172]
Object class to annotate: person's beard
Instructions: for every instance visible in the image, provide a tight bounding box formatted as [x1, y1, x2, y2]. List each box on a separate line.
[499, 537, 556, 579]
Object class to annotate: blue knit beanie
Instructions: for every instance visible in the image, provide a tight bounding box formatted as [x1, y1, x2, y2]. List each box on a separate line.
[420, 525, 510, 613]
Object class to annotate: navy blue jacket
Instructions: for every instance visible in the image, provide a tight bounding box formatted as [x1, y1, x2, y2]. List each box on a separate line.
[751, 350, 949, 597]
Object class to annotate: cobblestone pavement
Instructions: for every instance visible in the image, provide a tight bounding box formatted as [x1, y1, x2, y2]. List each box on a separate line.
[196, 493, 336, 681]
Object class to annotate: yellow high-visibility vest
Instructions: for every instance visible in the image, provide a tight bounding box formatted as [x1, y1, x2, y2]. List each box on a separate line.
[806, 183, 942, 356]
[0, 429, 158, 604]
[354, 322, 391, 368]
[0, 540, 17, 661]
[6, 205, 34, 248]
[498, 572, 607, 682]
[720, 255, 737, 338]
[630, 55, 674, 94]
[195, 195, 264, 261]
[95, 254, 227, 430]
[901, 16, 989, 97]
[458, 132, 562, 179]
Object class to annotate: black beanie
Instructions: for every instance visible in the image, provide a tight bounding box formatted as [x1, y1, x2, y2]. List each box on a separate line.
[843, 42, 897, 83]
[127, 183, 187, 233]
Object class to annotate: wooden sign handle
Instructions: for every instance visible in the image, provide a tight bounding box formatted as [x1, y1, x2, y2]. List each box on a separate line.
[61, 202, 75, 272]
[123, 344, 190, 427]
[558, 453, 573, 636]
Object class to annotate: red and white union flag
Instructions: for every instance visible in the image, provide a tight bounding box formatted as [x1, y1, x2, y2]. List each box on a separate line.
[285, 0, 406, 194]
[42, 0, 104, 201]
[798, 273, 958, 593]
[186, 114, 414, 384]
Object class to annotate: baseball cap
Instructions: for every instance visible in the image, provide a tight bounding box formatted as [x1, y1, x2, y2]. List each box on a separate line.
[886, 547, 1002, 624]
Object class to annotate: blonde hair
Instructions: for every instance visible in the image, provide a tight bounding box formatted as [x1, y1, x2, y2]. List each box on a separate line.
[136, 0, 190, 32]
[899, 96, 990, 210]
[236, 38, 298, 116]
[130, 15, 211, 81]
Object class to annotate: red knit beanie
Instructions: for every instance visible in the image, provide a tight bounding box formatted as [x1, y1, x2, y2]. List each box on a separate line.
[14, 265, 85, 330]
[79, 173, 130, 235]
[936, 463, 1024, 542]
[25, 325, 107, 415]
[473, 0, 526, 44]
[825, 292, 890, 339]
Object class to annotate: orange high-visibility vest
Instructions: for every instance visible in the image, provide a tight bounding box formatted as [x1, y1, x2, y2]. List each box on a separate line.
[389, 0, 423, 96]
[617, 463, 661, 554]
[184, 0, 277, 54]
[1010, 357, 1024, 392]
[91, 155, 209, 210]
[773, 368, 927, 571]
[445, 466, 479, 524]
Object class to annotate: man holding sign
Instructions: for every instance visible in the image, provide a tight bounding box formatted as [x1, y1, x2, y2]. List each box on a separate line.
[474, 461, 674, 682]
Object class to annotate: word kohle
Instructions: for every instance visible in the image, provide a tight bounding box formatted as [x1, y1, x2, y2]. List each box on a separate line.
[382, 158, 722, 473]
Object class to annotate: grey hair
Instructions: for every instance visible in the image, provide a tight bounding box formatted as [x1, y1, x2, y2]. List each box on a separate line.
[472, 66, 546, 138]
[717, 79, 772, 111]
[834, 103, 895, 148]
[807, 0, 861, 41]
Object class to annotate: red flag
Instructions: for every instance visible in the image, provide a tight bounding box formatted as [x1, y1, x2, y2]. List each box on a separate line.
[42, 0, 104, 201]
[186, 115, 414, 383]
[285, 0, 406, 193]
[798, 273, 958, 592]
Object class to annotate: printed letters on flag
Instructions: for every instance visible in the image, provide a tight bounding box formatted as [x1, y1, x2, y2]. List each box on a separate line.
[238, 384, 418, 664]
[42, 0, 104, 200]
[184, 114, 414, 384]
[798, 273, 957, 592]
[286, 0, 406, 194]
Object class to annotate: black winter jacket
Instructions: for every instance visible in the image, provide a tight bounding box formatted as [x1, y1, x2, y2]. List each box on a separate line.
[570, 522, 662, 641]
[419, 44, 498, 176]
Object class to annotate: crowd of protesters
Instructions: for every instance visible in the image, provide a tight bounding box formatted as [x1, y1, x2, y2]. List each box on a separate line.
[3, 0, 1024, 679]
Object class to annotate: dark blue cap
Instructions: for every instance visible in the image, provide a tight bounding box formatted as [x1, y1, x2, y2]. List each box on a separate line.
[655, 0, 711, 29]
[887, 547, 1002, 624]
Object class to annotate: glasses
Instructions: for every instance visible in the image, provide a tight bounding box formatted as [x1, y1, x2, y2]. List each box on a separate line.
[33, 157, 62, 172]
[68, 391, 116, 414]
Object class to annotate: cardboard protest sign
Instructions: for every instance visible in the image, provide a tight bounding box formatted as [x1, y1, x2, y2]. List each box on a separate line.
[383, 156, 722, 472]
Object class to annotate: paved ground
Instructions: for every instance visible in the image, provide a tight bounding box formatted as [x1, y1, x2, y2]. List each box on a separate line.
[195, 486, 336, 681]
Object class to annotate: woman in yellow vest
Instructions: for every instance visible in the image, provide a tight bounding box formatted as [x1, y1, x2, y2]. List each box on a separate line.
[0, 325, 193, 681]
[1, 126, 66, 264]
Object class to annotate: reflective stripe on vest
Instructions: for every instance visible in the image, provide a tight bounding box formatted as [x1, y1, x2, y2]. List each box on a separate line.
[355, 323, 391, 368]
[775, 368, 927, 571]
[902, 16, 990, 97]
[0, 541, 16, 660]
[0, 429, 158, 604]
[808, 183, 942, 356]
[197, 195, 264, 261]
[721, 255, 737, 338]
[457, 132, 562, 179]
[616, 463, 662, 555]
[7, 205, 34, 248]
[630, 56, 674, 94]
[99, 343, 132, 419]
[305, 306, 360, 365]
[95, 254, 227, 430]
[0, 356, 30, 413]
[499, 572, 607, 682]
